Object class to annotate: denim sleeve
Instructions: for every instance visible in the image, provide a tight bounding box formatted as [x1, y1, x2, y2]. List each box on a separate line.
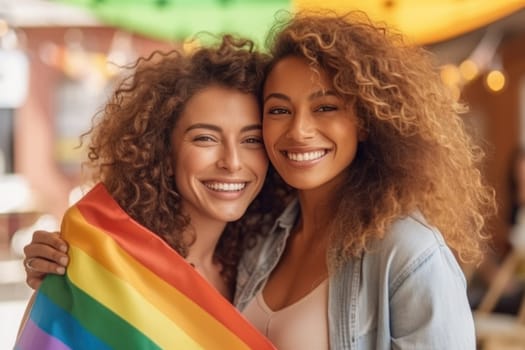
[389, 244, 476, 350]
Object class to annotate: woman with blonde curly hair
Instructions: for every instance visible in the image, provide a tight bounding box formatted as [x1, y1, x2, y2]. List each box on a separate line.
[236, 10, 495, 349]
[23, 10, 494, 349]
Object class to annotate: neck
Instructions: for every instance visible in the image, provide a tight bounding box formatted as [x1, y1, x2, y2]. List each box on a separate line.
[175, 205, 231, 299]
[178, 201, 229, 265]
[296, 186, 338, 239]
[183, 218, 227, 267]
[296, 168, 347, 237]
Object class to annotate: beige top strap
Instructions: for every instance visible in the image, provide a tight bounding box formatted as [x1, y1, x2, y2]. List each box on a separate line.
[243, 279, 329, 350]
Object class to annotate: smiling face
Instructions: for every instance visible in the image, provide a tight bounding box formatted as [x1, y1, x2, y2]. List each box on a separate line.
[170, 85, 268, 224]
[262, 56, 361, 193]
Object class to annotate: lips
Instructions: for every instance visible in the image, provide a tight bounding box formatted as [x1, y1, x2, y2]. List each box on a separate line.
[202, 181, 247, 192]
[282, 149, 329, 162]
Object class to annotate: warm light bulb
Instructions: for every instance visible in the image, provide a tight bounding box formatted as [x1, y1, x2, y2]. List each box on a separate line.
[440, 64, 461, 86]
[459, 59, 479, 81]
[485, 70, 506, 92]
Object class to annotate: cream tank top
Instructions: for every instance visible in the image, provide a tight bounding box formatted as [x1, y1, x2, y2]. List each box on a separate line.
[242, 279, 329, 350]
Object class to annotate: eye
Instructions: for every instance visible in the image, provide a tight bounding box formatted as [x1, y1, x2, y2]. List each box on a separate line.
[242, 136, 264, 149]
[266, 107, 290, 115]
[193, 135, 217, 143]
[315, 105, 338, 112]
[243, 136, 263, 144]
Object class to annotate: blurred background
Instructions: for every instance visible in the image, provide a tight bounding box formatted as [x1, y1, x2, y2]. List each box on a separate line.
[1, 0, 525, 348]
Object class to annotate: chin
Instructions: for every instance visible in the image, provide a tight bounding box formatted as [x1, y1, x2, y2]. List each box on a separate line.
[215, 209, 246, 223]
[222, 215, 244, 223]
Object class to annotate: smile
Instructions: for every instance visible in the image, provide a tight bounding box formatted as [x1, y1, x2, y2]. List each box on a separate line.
[203, 182, 247, 192]
[284, 150, 328, 162]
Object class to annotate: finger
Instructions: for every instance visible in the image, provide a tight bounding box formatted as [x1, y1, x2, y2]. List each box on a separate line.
[26, 277, 42, 290]
[24, 242, 69, 267]
[30, 231, 68, 252]
[24, 259, 47, 285]
[24, 255, 67, 275]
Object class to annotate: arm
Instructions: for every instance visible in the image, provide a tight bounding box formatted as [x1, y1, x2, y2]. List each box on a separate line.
[389, 245, 475, 349]
[23, 230, 69, 289]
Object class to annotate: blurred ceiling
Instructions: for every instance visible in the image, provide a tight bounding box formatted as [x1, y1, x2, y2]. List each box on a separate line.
[2, 0, 525, 47]
[1, 0, 525, 61]
[428, 7, 525, 65]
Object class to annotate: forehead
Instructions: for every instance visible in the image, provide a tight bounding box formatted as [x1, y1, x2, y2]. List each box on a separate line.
[264, 56, 333, 93]
[178, 86, 260, 128]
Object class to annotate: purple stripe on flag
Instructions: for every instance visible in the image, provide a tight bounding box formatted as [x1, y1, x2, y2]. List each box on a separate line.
[16, 318, 70, 350]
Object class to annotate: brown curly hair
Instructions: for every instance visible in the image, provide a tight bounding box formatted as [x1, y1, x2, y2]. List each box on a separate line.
[264, 10, 496, 265]
[82, 35, 291, 288]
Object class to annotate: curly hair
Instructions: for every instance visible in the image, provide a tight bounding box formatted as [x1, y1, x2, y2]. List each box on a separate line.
[264, 10, 496, 265]
[82, 35, 290, 288]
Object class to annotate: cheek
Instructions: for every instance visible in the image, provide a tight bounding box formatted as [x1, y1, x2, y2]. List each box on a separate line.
[262, 122, 281, 156]
[334, 119, 360, 145]
[262, 118, 280, 142]
[248, 149, 270, 179]
[173, 149, 209, 181]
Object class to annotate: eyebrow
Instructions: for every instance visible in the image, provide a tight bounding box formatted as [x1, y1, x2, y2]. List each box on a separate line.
[185, 123, 262, 133]
[263, 90, 338, 104]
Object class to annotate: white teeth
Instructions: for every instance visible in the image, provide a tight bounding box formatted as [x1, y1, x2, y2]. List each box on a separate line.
[286, 150, 327, 162]
[205, 182, 246, 192]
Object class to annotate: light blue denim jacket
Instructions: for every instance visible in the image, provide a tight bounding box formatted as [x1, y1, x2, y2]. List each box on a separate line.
[234, 198, 475, 349]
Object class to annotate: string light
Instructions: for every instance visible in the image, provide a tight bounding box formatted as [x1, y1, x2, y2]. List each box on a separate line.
[485, 69, 506, 92]
[439, 64, 462, 101]
[459, 59, 479, 81]
[484, 53, 506, 93]
[440, 64, 461, 87]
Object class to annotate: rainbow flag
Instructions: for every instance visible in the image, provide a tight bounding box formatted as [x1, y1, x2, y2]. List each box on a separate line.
[15, 183, 276, 350]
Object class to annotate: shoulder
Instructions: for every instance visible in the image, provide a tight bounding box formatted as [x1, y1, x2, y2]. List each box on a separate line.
[365, 213, 463, 292]
[374, 212, 445, 259]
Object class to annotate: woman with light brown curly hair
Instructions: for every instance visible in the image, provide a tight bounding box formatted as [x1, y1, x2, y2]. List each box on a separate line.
[237, 10, 495, 349]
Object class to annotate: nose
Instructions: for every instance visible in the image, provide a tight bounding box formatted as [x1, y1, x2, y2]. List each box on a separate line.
[286, 109, 315, 140]
[217, 144, 242, 172]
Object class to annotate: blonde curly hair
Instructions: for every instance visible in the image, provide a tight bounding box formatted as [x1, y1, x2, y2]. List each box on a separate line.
[82, 35, 290, 287]
[264, 10, 496, 265]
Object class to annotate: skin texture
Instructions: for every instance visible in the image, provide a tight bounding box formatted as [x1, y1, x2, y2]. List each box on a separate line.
[262, 56, 362, 194]
[172, 86, 268, 225]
